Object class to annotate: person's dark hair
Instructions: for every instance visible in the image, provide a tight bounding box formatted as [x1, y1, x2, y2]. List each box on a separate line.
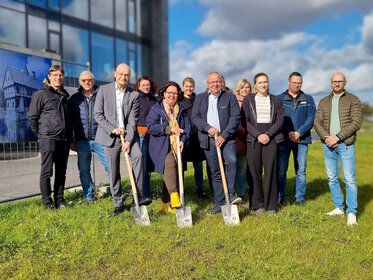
[288, 72, 302, 80]
[48, 65, 65, 75]
[134, 76, 158, 96]
[158, 81, 182, 99]
[253, 72, 268, 84]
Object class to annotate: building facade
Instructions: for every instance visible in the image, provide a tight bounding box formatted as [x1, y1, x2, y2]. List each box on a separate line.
[0, 0, 169, 86]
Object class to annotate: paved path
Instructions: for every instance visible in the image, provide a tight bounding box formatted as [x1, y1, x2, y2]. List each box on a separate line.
[0, 152, 128, 203]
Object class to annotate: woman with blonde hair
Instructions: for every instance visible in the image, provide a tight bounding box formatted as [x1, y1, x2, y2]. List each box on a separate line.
[234, 79, 252, 204]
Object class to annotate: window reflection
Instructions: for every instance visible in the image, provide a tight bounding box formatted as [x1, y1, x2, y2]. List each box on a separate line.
[90, 0, 113, 28]
[61, 0, 88, 20]
[27, 0, 46, 8]
[62, 24, 89, 65]
[115, 0, 126, 32]
[0, 8, 25, 47]
[92, 32, 114, 82]
[116, 38, 128, 65]
[128, 42, 136, 83]
[49, 32, 60, 53]
[28, 15, 47, 50]
[0, 0, 25, 11]
[128, 0, 135, 33]
[137, 44, 142, 78]
[48, 0, 59, 10]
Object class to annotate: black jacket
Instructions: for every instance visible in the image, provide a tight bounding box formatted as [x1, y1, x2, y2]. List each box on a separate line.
[241, 93, 285, 144]
[28, 81, 71, 142]
[138, 90, 157, 127]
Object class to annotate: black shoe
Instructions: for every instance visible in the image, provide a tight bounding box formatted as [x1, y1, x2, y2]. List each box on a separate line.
[139, 197, 152, 206]
[45, 203, 55, 210]
[113, 206, 125, 216]
[206, 205, 222, 215]
[230, 195, 242, 205]
[56, 201, 66, 209]
[197, 188, 208, 199]
[295, 200, 306, 206]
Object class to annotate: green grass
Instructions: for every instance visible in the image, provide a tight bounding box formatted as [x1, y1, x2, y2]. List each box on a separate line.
[1, 124, 373, 279]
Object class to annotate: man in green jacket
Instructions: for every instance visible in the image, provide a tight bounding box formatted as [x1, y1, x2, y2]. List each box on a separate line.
[314, 72, 362, 226]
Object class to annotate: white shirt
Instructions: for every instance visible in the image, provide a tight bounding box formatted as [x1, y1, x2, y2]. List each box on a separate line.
[255, 94, 271, 123]
[207, 91, 221, 131]
[115, 83, 126, 128]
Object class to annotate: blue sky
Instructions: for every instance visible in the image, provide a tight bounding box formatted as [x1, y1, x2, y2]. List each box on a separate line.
[169, 0, 373, 105]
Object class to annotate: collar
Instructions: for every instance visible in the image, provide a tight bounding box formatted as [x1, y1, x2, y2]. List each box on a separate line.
[115, 82, 126, 93]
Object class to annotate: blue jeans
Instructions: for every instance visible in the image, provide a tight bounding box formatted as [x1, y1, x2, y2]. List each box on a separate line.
[204, 138, 237, 206]
[278, 142, 308, 203]
[139, 134, 151, 198]
[236, 155, 247, 196]
[322, 143, 357, 214]
[76, 140, 109, 200]
[192, 160, 204, 189]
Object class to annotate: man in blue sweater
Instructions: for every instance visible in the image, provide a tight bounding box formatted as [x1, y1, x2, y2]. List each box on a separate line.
[278, 72, 316, 205]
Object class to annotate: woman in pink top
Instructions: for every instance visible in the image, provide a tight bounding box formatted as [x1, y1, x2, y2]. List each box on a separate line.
[234, 79, 253, 204]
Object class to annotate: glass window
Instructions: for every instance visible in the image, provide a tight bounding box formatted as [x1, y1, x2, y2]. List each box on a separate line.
[49, 32, 60, 53]
[116, 38, 127, 65]
[0, 0, 25, 11]
[0, 8, 25, 46]
[28, 15, 47, 50]
[92, 32, 114, 82]
[61, 0, 88, 20]
[48, 20, 60, 32]
[137, 44, 142, 78]
[129, 50, 136, 83]
[48, 0, 59, 10]
[62, 24, 89, 65]
[136, 0, 141, 36]
[115, 0, 126, 32]
[128, 0, 135, 34]
[28, 0, 46, 8]
[90, 0, 113, 28]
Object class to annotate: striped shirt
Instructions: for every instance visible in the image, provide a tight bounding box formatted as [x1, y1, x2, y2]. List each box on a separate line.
[255, 94, 271, 123]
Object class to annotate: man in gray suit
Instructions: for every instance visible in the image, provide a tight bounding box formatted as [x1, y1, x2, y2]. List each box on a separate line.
[94, 63, 152, 215]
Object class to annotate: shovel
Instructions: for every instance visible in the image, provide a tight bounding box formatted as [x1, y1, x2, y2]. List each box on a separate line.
[120, 135, 150, 226]
[175, 135, 193, 227]
[215, 135, 240, 225]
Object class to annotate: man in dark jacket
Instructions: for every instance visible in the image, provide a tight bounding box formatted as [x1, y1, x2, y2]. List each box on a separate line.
[29, 65, 71, 209]
[69, 71, 109, 204]
[278, 72, 316, 205]
[192, 71, 242, 215]
[314, 72, 361, 226]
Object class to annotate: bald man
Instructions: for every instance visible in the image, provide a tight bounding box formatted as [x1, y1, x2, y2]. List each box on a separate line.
[94, 63, 152, 215]
[314, 72, 362, 226]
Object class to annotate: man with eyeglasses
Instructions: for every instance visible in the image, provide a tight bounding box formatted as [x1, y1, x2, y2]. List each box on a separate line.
[314, 72, 362, 226]
[192, 71, 242, 215]
[277, 72, 316, 206]
[29, 65, 71, 210]
[69, 70, 109, 204]
[94, 63, 152, 216]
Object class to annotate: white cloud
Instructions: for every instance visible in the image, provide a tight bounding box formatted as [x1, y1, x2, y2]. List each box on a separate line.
[198, 0, 373, 40]
[170, 2, 373, 105]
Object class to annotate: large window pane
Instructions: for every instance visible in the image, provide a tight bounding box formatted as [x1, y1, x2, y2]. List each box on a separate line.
[0, 0, 25, 11]
[49, 32, 60, 53]
[128, 0, 135, 34]
[28, 15, 47, 50]
[116, 38, 127, 65]
[28, 0, 46, 8]
[61, 0, 88, 20]
[0, 8, 25, 47]
[90, 0, 113, 28]
[115, 0, 126, 32]
[48, 0, 59, 10]
[92, 32, 114, 82]
[48, 20, 60, 32]
[137, 44, 142, 78]
[128, 42, 136, 83]
[62, 24, 89, 65]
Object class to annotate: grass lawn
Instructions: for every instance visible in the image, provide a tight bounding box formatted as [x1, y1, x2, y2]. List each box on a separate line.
[1, 125, 372, 279]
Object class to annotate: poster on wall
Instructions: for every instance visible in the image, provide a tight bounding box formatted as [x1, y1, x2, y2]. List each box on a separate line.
[0, 48, 51, 143]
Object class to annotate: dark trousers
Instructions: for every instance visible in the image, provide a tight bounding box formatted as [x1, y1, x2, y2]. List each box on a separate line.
[162, 151, 178, 203]
[247, 137, 278, 211]
[39, 139, 70, 206]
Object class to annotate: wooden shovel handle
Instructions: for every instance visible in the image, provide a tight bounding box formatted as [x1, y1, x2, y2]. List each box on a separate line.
[120, 135, 138, 197]
[215, 135, 229, 195]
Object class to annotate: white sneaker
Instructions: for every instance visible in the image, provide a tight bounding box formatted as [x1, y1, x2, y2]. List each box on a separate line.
[326, 208, 344, 216]
[347, 213, 357, 226]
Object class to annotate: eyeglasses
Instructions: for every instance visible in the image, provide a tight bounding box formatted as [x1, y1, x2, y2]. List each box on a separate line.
[165, 91, 178, 96]
[81, 79, 93, 83]
[332, 81, 345, 84]
[290, 82, 302, 85]
[208, 81, 221, 85]
[116, 73, 130, 78]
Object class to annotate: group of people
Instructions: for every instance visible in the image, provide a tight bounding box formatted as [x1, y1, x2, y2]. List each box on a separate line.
[28, 63, 362, 226]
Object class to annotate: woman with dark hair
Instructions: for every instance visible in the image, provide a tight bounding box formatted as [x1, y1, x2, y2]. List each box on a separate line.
[178, 77, 208, 199]
[147, 81, 192, 213]
[134, 76, 158, 199]
[241, 73, 284, 214]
